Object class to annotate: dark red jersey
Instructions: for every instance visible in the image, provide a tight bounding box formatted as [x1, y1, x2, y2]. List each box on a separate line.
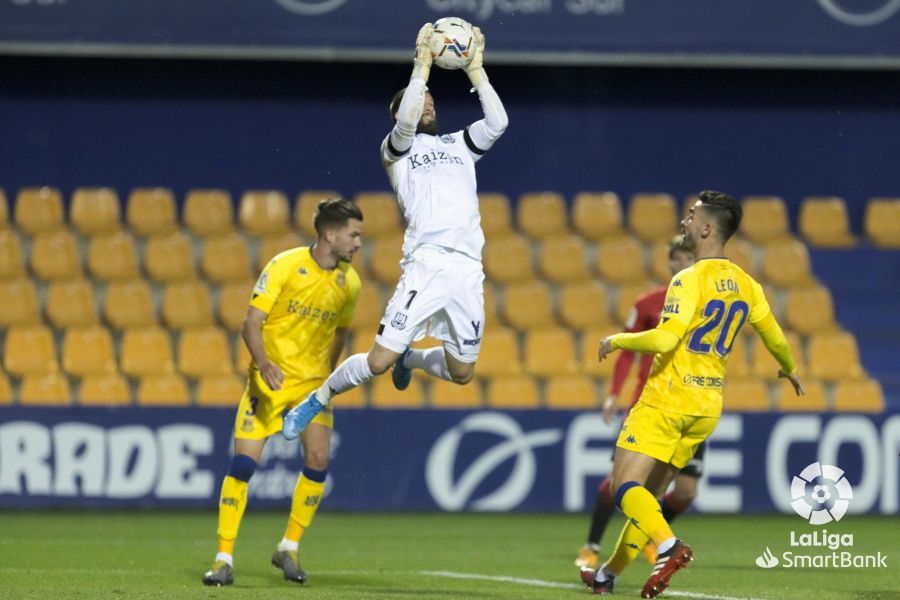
[609, 285, 667, 408]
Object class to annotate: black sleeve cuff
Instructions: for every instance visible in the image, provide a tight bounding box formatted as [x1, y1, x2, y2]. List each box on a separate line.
[387, 136, 410, 158]
[464, 127, 487, 156]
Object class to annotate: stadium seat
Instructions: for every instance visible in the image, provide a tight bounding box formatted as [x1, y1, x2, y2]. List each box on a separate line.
[0, 278, 41, 327]
[596, 236, 646, 283]
[479, 193, 513, 236]
[863, 197, 900, 248]
[354, 192, 402, 238]
[79, 373, 130, 406]
[750, 331, 805, 381]
[258, 232, 306, 271]
[524, 326, 579, 377]
[238, 190, 290, 235]
[483, 281, 498, 322]
[572, 192, 623, 240]
[70, 187, 121, 236]
[723, 378, 771, 411]
[200, 233, 252, 283]
[579, 327, 615, 378]
[649, 239, 674, 283]
[87, 231, 140, 281]
[727, 332, 751, 378]
[294, 190, 341, 239]
[725, 237, 757, 278]
[798, 196, 854, 248]
[20, 372, 71, 406]
[483, 233, 534, 283]
[234, 335, 252, 375]
[144, 231, 195, 282]
[31, 229, 82, 281]
[538, 234, 590, 283]
[517, 192, 567, 239]
[0, 188, 7, 229]
[184, 189, 235, 237]
[126, 187, 178, 237]
[558, 281, 613, 329]
[614, 282, 657, 324]
[0, 371, 12, 404]
[348, 284, 383, 333]
[335, 384, 367, 408]
[502, 281, 554, 330]
[195, 374, 245, 407]
[120, 326, 175, 377]
[545, 374, 598, 409]
[46, 279, 98, 328]
[777, 379, 827, 412]
[761, 238, 813, 288]
[370, 376, 424, 408]
[3, 325, 59, 376]
[104, 279, 156, 330]
[740, 196, 790, 242]
[627, 193, 678, 241]
[784, 284, 836, 334]
[217, 280, 253, 332]
[808, 330, 864, 381]
[0, 229, 25, 279]
[431, 378, 483, 408]
[486, 375, 540, 408]
[137, 374, 190, 406]
[475, 327, 522, 377]
[161, 281, 213, 330]
[834, 378, 884, 413]
[62, 325, 117, 377]
[14, 187, 64, 235]
[178, 326, 232, 378]
[369, 234, 404, 284]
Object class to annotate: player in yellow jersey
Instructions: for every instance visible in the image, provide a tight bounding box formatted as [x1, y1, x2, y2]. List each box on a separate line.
[580, 190, 805, 598]
[202, 198, 363, 587]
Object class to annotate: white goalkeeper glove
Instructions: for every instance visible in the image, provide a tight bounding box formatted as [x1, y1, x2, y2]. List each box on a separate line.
[465, 26, 487, 86]
[413, 23, 433, 82]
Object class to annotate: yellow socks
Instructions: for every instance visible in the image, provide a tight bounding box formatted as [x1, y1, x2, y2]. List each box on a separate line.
[216, 475, 249, 555]
[606, 520, 651, 574]
[617, 482, 675, 547]
[283, 468, 327, 546]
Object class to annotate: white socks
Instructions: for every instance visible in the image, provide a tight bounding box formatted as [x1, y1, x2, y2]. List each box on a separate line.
[215, 552, 233, 566]
[277, 538, 299, 553]
[405, 347, 453, 381]
[318, 353, 373, 404]
[657, 537, 677, 555]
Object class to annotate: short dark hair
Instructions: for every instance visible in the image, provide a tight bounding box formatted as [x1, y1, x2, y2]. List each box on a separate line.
[390, 88, 406, 123]
[697, 190, 742, 242]
[667, 234, 691, 260]
[313, 198, 363, 235]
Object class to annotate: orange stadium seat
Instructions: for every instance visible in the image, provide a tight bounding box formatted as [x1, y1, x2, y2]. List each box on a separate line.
[784, 284, 836, 335]
[144, 231, 195, 282]
[483, 233, 534, 283]
[294, 190, 341, 239]
[502, 281, 554, 330]
[137, 374, 190, 406]
[740, 196, 790, 242]
[348, 284, 383, 334]
[217, 280, 253, 332]
[87, 231, 140, 281]
[864, 197, 900, 248]
[4, 325, 59, 376]
[483, 281, 498, 322]
[126, 187, 178, 237]
[353, 192, 402, 238]
[558, 281, 613, 330]
[545, 374, 598, 409]
[234, 335, 252, 375]
[572, 192, 623, 240]
[761, 238, 813, 288]
[0, 371, 13, 404]
[0, 278, 41, 327]
[798, 196, 854, 248]
[834, 378, 884, 413]
[184, 189, 234, 237]
[258, 232, 306, 271]
[334, 384, 367, 408]
[46, 279, 98, 328]
[369, 234, 404, 284]
[580, 327, 615, 379]
[370, 376, 424, 408]
[161, 281, 213, 330]
[431, 378, 483, 408]
[479, 193, 513, 236]
[808, 330, 864, 382]
[628, 193, 678, 241]
[475, 327, 522, 378]
[62, 325, 117, 378]
[649, 239, 674, 283]
[596, 236, 646, 284]
[200, 233, 252, 283]
[120, 326, 175, 377]
[524, 326, 579, 377]
[104, 279, 156, 330]
[70, 187, 121, 236]
[614, 282, 658, 325]
[777, 379, 827, 412]
[0, 188, 7, 228]
[723, 378, 770, 411]
[725, 237, 757, 278]
[178, 326, 232, 378]
[20, 372, 71, 406]
[517, 192, 567, 239]
[0, 229, 25, 279]
[750, 331, 805, 381]
[14, 187, 64, 235]
[239, 190, 289, 236]
[31, 229, 82, 281]
[538, 234, 590, 283]
[486, 375, 540, 408]
[79, 373, 130, 406]
[196, 374, 245, 407]
[727, 332, 751, 378]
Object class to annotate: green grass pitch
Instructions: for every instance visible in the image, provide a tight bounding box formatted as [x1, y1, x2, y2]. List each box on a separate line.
[2, 511, 897, 599]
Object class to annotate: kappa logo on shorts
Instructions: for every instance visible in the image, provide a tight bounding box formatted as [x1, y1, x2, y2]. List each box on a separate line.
[391, 312, 408, 330]
[626, 435, 637, 444]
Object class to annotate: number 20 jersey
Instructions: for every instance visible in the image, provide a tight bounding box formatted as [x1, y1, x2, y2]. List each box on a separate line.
[642, 258, 772, 418]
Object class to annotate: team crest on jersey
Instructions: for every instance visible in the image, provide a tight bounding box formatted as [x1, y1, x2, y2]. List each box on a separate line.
[335, 272, 346, 287]
[391, 312, 408, 330]
[254, 272, 268, 294]
[440, 134, 456, 144]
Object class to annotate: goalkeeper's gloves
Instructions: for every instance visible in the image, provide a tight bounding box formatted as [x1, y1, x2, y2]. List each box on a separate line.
[465, 26, 487, 86]
[413, 23, 433, 82]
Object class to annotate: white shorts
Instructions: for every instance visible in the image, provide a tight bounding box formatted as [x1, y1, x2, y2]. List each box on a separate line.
[376, 245, 485, 363]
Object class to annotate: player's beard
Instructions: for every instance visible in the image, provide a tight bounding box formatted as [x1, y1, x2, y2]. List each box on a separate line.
[417, 117, 438, 135]
[681, 230, 697, 251]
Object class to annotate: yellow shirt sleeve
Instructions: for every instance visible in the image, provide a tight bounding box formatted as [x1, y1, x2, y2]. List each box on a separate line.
[656, 268, 700, 339]
[249, 257, 288, 314]
[747, 278, 773, 325]
[337, 268, 362, 328]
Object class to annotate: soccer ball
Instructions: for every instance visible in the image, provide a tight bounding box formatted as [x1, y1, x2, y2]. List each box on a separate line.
[430, 17, 478, 70]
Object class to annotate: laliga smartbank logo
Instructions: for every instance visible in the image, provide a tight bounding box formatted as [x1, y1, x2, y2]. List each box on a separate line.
[755, 462, 887, 570]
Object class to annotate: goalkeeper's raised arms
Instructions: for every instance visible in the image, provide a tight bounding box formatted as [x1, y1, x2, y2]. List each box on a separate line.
[412, 23, 433, 82]
[465, 26, 487, 86]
